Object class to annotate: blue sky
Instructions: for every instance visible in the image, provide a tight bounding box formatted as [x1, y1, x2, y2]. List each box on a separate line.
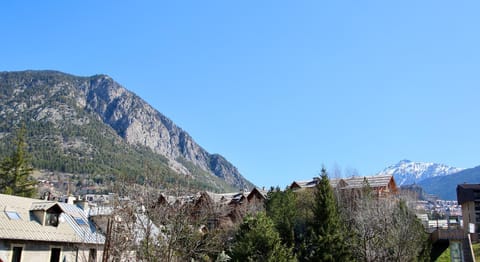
[1, 1, 479, 188]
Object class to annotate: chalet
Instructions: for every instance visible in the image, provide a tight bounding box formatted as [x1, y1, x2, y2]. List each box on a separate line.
[0, 194, 104, 262]
[342, 174, 398, 197]
[290, 178, 320, 190]
[246, 187, 267, 208]
[329, 178, 348, 189]
[290, 177, 348, 191]
[153, 188, 267, 229]
[290, 175, 398, 197]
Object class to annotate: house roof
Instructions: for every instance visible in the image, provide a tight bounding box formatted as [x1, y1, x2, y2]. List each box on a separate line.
[342, 175, 394, 189]
[456, 184, 480, 204]
[457, 184, 480, 190]
[206, 192, 239, 203]
[290, 179, 319, 189]
[0, 194, 104, 244]
[290, 175, 396, 191]
[329, 178, 347, 188]
[205, 190, 265, 205]
[247, 188, 267, 199]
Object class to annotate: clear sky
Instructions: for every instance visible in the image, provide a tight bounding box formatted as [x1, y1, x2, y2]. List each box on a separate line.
[1, 1, 479, 188]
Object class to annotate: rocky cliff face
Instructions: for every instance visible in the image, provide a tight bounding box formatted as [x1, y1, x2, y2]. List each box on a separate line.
[0, 70, 253, 190]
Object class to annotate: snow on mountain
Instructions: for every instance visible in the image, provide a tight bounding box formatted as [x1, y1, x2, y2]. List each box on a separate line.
[377, 159, 465, 186]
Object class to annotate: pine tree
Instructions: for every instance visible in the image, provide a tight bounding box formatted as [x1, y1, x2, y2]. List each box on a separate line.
[266, 187, 297, 248]
[229, 212, 296, 262]
[306, 168, 351, 261]
[0, 126, 36, 197]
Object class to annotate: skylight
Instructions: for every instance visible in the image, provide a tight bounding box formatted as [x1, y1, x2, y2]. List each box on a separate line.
[75, 217, 86, 225]
[5, 211, 21, 220]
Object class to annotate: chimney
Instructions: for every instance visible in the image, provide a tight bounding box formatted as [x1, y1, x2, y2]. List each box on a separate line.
[67, 196, 76, 205]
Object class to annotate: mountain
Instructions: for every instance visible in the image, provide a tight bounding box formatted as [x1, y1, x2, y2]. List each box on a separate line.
[0, 70, 253, 192]
[418, 166, 480, 200]
[377, 159, 464, 186]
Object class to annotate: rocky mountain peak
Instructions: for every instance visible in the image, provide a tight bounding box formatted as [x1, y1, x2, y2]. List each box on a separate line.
[0, 70, 253, 191]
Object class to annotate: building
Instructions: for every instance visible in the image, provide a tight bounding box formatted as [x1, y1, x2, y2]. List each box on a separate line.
[290, 174, 398, 197]
[0, 194, 104, 262]
[342, 175, 399, 197]
[290, 178, 321, 190]
[457, 184, 480, 241]
[154, 188, 267, 229]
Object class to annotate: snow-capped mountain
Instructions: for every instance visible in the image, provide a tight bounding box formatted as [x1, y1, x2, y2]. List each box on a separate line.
[377, 160, 464, 186]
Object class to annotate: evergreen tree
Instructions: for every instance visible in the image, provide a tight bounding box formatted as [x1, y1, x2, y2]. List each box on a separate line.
[0, 126, 36, 197]
[229, 212, 296, 262]
[266, 187, 297, 248]
[305, 168, 351, 261]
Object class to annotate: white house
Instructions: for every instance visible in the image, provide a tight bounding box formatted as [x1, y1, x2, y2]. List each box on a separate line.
[0, 194, 105, 262]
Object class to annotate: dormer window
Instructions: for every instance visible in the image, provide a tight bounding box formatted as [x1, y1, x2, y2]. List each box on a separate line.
[46, 212, 59, 226]
[30, 202, 63, 226]
[45, 204, 63, 227]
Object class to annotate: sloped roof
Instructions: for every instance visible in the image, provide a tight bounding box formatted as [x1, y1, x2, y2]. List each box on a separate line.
[329, 178, 347, 188]
[342, 175, 394, 189]
[457, 184, 480, 204]
[457, 184, 480, 190]
[247, 188, 267, 200]
[290, 175, 395, 190]
[30, 202, 57, 211]
[206, 192, 239, 203]
[291, 179, 319, 189]
[0, 194, 104, 244]
[58, 202, 105, 244]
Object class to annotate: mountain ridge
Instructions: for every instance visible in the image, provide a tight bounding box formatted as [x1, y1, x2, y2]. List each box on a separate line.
[417, 165, 480, 200]
[377, 159, 464, 186]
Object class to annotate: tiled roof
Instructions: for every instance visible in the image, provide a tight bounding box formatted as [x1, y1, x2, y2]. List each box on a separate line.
[205, 190, 266, 204]
[329, 178, 346, 188]
[343, 175, 393, 189]
[292, 180, 319, 188]
[290, 175, 395, 190]
[0, 194, 104, 244]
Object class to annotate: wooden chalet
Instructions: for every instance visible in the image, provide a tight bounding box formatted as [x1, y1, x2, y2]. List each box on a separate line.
[290, 174, 398, 197]
[342, 174, 398, 197]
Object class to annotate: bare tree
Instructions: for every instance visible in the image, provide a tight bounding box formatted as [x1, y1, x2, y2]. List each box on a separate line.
[337, 185, 429, 262]
[99, 170, 238, 262]
[139, 191, 231, 262]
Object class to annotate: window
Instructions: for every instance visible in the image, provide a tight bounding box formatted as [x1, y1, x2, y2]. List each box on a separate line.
[46, 213, 59, 226]
[474, 190, 480, 199]
[75, 217, 86, 226]
[11, 246, 22, 262]
[50, 247, 61, 262]
[88, 249, 97, 262]
[5, 211, 21, 220]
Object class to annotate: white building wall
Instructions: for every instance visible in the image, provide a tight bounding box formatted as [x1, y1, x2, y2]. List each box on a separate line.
[0, 240, 103, 262]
